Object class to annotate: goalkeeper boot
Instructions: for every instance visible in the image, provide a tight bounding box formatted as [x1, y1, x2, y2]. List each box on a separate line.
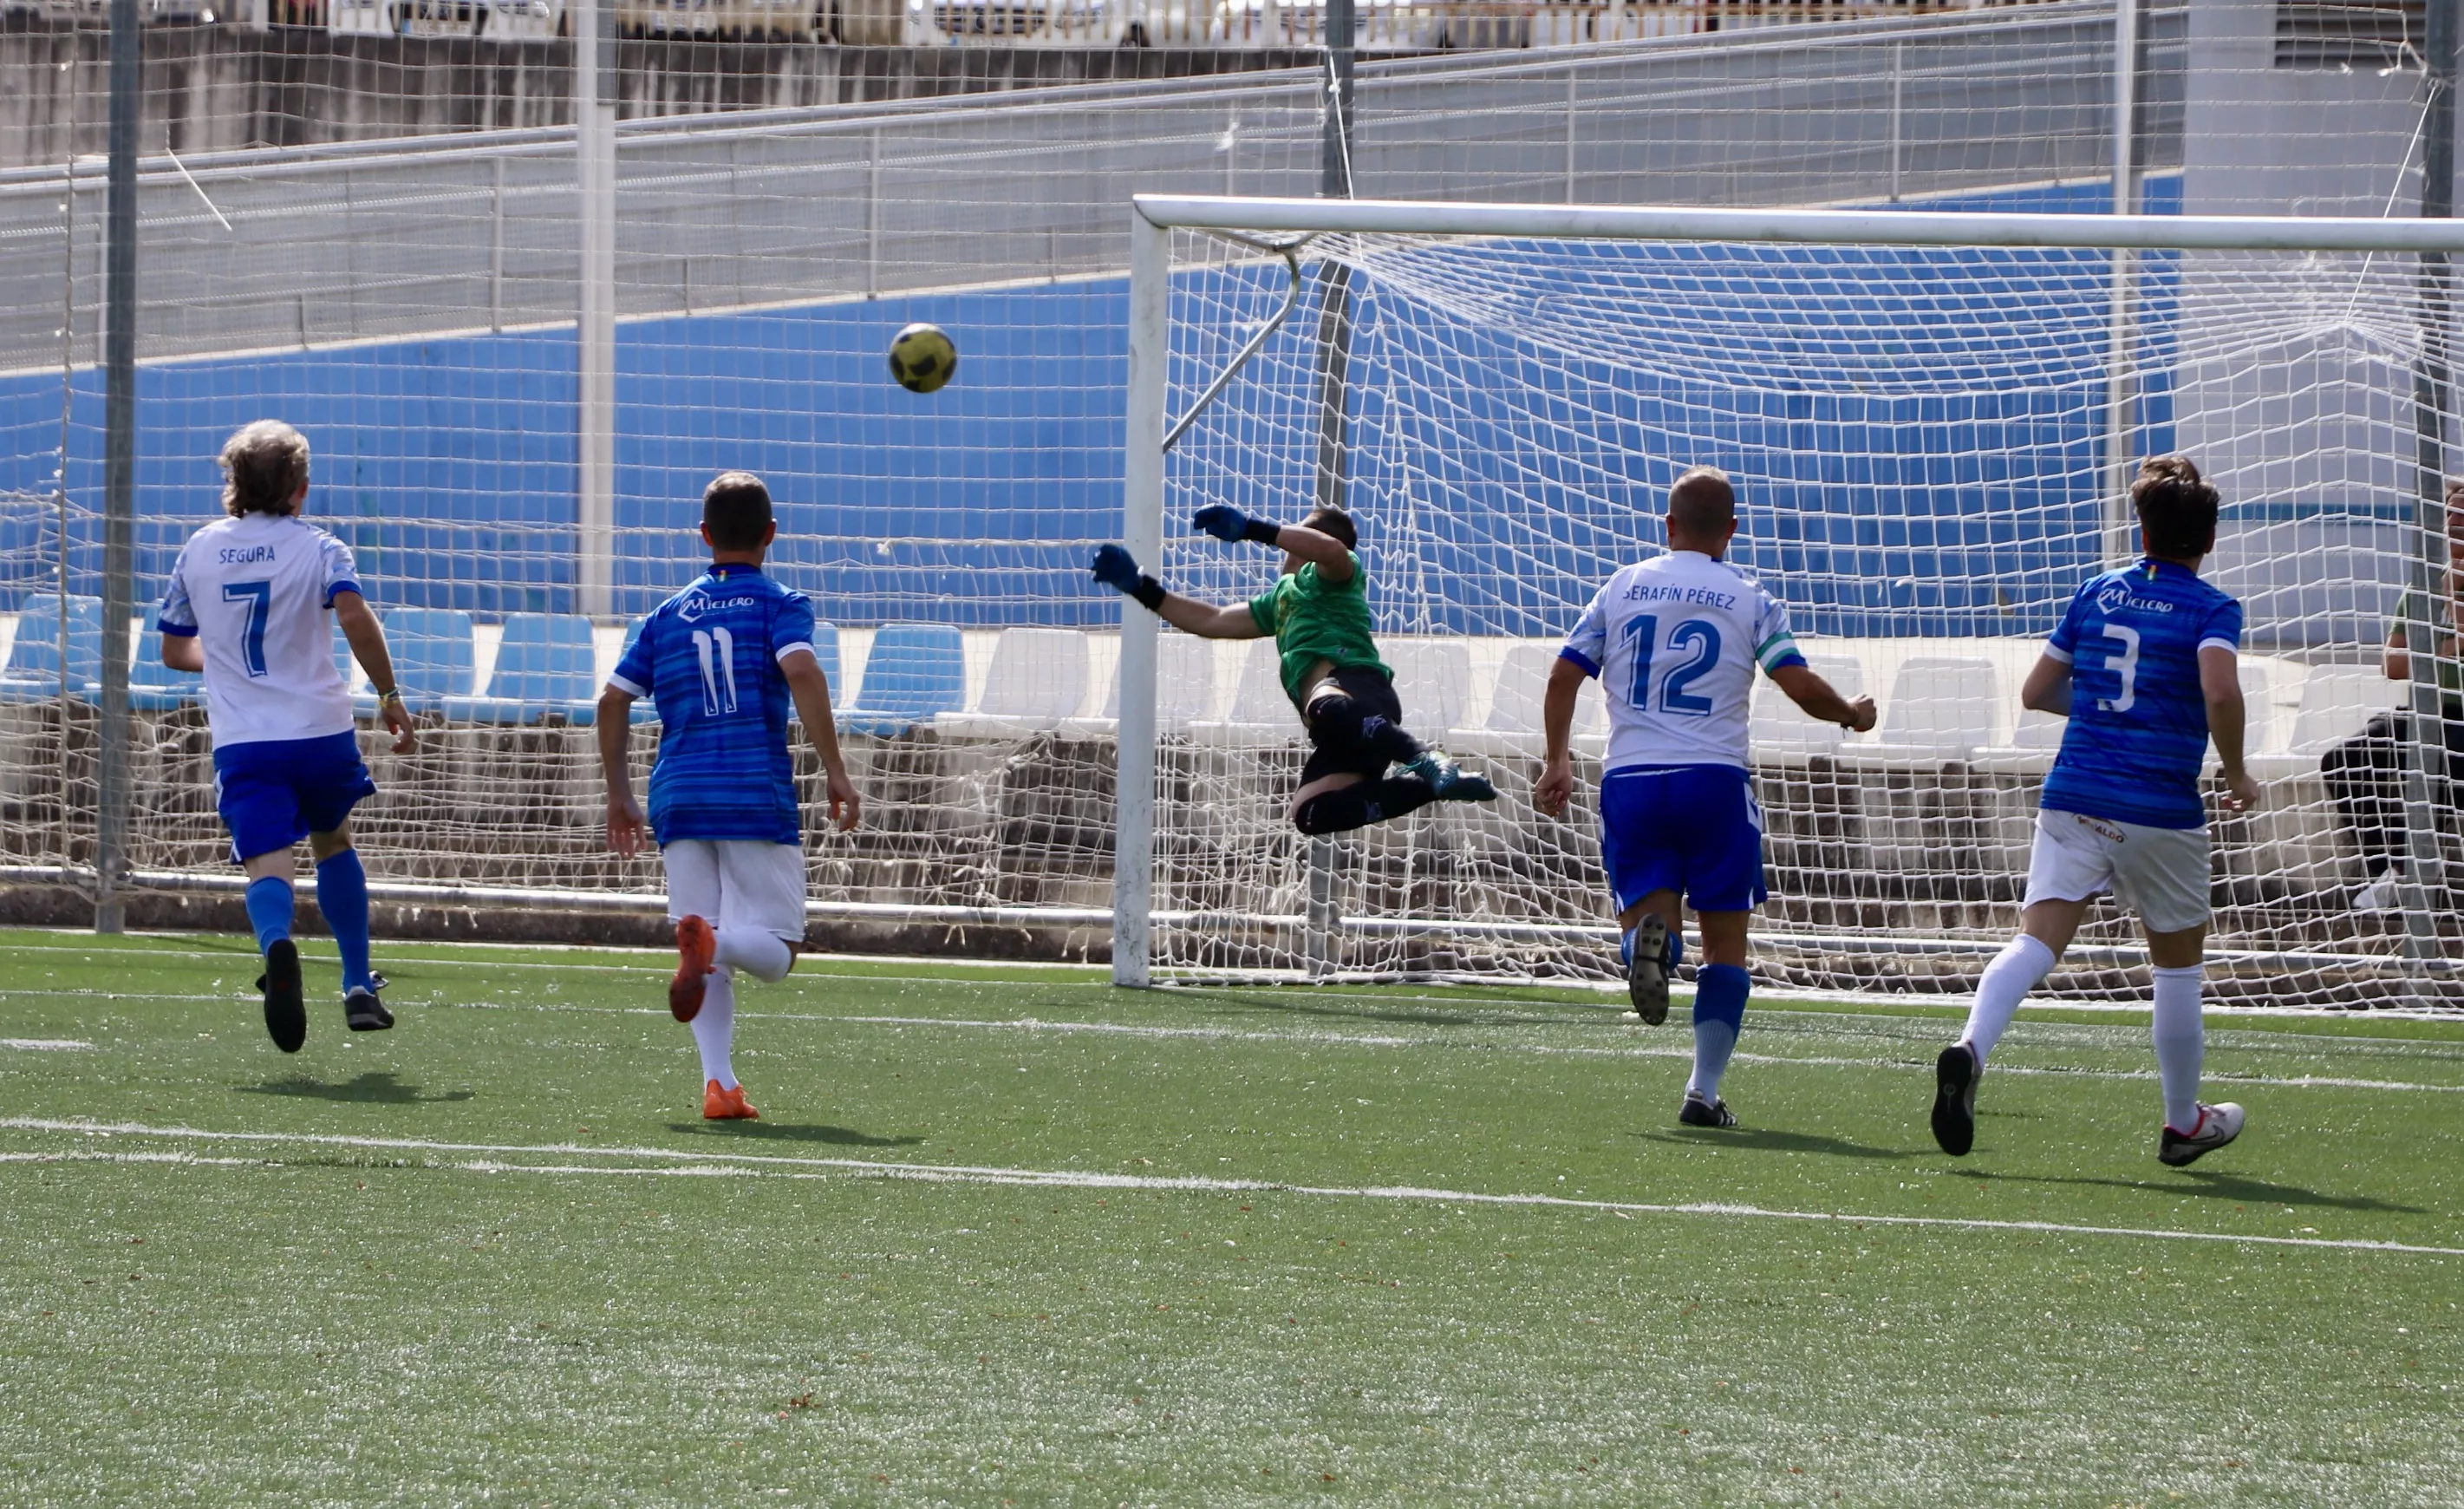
[257, 939, 307, 1055]
[703, 1080, 759, 1121]
[2158, 1101, 2245, 1168]
[1678, 1091, 1737, 1129]
[1626, 912, 1670, 1025]
[1930, 1042, 1980, 1157]
[1401, 749, 1496, 804]
[670, 915, 717, 1023]
[343, 985, 394, 1034]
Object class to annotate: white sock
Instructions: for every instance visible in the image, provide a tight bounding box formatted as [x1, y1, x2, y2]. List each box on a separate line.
[2150, 964, 2205, 1132]
[692, 964, 739, 1090]
[1961, 933, 2057, 1064]
[714, 927, 792, 984]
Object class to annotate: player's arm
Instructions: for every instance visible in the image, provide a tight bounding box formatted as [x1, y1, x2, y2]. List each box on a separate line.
[158, 553, 203, 671]
[2019, 652, 2074, 716]
[2385, 620, 2408, 683]
[596, 682, 647, 858]
[1191, 505, 1353, 585]
[331, 589, 416, 754]
[1534, 654, 1590, 818]
[1089, 545, 1268, 638]
[160, 631, 203, 673]
[2200, 644, 2259, 813]
[1767, 663, 1876, 732]
[781, 647, 860, 832]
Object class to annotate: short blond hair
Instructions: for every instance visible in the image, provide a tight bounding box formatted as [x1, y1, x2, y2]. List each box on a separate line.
[219, 420, 310, 517]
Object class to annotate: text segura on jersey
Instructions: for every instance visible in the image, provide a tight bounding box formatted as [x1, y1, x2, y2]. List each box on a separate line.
[155, 513, 362, 749]
[1561, 550, 1808, 773]
[2040, 559, 2242, 831]
[609, 562, 820, 847]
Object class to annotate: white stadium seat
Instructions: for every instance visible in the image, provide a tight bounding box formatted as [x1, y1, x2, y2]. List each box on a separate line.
[1384, 637, 1471, 739]
[2289, 663, 2401, 757]
[936, 627, 1089, 736]
[1854, 656, 2001, 762]
[1750, 652, 1864, 757]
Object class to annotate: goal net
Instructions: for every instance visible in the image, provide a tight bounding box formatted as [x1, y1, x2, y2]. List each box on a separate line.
[1124, 195, 2464, 1007]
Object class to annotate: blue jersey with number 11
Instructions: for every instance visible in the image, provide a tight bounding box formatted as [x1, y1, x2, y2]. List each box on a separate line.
[2041, 559, 2242, 831]
[609, 563, 819, 846]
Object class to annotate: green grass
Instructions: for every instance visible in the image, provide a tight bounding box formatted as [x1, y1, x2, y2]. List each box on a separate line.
[2, 928, 2461, 1506]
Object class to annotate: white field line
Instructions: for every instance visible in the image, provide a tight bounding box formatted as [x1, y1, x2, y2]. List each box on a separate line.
[3, 989, 2460, 1093]
[1, 1038, 90, 1050]
[4, 1117, 2456, 1258]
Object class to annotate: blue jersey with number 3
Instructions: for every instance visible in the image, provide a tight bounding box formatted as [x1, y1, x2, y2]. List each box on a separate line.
[609, 563, 820, 846]
[2041, 560, 2242, 831]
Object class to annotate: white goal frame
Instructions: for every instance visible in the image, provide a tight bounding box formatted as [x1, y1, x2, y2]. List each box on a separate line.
[1111, 193, 2464, 990]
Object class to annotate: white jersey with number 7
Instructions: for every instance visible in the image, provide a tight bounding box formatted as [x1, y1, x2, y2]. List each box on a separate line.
[156, 513, 362, 749]
[1559, 548, 1809, 774]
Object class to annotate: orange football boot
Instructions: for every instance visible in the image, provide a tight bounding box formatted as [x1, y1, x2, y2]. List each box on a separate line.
[703, 1079, 759, 1120]
[669, 914, 716, 1022]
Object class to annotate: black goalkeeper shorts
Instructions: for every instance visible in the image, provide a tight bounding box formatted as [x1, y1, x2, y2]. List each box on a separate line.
[1297, 663, 1407, 787]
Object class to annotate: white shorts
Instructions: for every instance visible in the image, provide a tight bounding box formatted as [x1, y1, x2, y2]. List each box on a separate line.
[2023, 808, 2212, 935]
[662, 839, 808, 944]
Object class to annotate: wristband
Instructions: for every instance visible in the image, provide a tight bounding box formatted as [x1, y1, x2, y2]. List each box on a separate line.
[376, 688, 404, 707]
[1130, 575, 1167, 613]
[1241, 519, 1284, 548]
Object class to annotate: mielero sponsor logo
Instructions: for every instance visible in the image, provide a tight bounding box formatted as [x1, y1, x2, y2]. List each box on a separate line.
[2096, 582, 2176, 616]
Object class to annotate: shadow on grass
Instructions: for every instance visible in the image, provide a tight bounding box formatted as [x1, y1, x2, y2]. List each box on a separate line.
[664, 1120, 923, 1149]
[1965, 1167, 2424, 1214]
[1639, 1127, 1913, 1160]
[239, 1072, 473, 1105]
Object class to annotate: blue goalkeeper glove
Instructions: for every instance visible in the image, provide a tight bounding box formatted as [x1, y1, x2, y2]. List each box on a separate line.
[1194, 504, 1282, 547]
[1091, 544, 1166, 612]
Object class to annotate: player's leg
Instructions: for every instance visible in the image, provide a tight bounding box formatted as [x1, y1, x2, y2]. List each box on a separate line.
[1933, 811, 2106, 1155]
[1600, 768, 1684, 1023]
[2116, 826, 2242, 1166]
[692, 840, 809, 1120]
[295, 732, 386, 1030]
[2322, 712, 2405, 910]
[1296, 668, 1494, 818]
[662, 839, 722, 1024]
[1676, 911, 1751, 1127]
[1671, 769, 1766, 1126]
[216, 742, 315, 1052]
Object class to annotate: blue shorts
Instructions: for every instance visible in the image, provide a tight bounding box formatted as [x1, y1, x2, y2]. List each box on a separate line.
[212, 731, 378, 865]
[1599, 763, 1769, 915]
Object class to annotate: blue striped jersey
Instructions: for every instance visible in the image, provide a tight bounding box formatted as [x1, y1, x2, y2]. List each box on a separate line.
[2041, 559, 2243, 831]
[609, 563, 819, 846]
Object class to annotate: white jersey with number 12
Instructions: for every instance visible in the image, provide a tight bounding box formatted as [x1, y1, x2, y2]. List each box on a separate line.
[1560, 549, 1808, 774]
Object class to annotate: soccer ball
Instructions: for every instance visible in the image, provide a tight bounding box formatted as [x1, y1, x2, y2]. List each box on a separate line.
[888, 323, 956, 394]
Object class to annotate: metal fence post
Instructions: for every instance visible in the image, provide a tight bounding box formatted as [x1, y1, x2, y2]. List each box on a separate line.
[95, 0, 141, 936]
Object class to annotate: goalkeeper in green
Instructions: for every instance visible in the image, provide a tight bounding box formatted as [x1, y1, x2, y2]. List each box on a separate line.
[1092, 504, 1495, 835]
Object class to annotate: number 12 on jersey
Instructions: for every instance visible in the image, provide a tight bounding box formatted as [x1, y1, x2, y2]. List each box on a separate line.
[1620, 614, 1724, 716]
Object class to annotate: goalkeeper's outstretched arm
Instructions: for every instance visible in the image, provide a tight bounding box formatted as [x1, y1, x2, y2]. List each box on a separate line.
[1090, 544, 1268, 639]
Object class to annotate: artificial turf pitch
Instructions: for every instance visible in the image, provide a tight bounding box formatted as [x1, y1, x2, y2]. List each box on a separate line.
[1, 929, 2459, 1505]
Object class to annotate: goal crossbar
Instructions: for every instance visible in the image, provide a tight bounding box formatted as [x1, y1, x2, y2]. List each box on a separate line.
[1133, 194, 2464, 255]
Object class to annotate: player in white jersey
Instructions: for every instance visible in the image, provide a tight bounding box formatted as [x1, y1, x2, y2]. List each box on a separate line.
[155, 421, 416, 1054]
[1535, 467, 1874, 1127]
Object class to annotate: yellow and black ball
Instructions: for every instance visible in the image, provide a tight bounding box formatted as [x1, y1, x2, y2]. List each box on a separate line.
[888, 323, 957, 395]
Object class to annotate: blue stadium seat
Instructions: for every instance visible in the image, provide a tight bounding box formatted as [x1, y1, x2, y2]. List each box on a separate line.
[129, 625, 204, 713]
[442, 613, 597, 725]
[355, 607, 476, 715]
[0, 594, 103, 704]
[840, 623, 963, 736]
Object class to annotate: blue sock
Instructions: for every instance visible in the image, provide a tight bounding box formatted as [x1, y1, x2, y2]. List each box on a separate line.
[244, 876, 295, 956]
[1666, 930, 1685, 975]
[1688, 964, 1751, 1101]
[316, 848, 374, 992]
[1620, 926, 1637, 968]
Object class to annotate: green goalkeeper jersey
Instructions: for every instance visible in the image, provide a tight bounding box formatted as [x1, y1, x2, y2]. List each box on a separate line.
[1247, 555, 1390, 708]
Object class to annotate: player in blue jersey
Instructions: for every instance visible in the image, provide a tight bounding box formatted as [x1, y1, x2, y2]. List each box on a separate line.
[1930, 456, 2259, 1167]
[596, 472, 859, 1120]
[155, 420, 418, 1053]
[1535, 467, 1874, 1127]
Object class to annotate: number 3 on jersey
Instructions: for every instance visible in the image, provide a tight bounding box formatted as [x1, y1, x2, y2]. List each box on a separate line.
[1621, 614, 1724, 717]
[692, 626, 740, 715]
[2097, 621, 2140, 713]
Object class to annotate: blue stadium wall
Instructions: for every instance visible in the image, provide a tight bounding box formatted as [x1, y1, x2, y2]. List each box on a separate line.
[0, 178, 2179, 641]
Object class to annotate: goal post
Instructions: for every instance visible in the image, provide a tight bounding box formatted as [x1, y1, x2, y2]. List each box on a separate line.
[1112, 193, 2464, 1005]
